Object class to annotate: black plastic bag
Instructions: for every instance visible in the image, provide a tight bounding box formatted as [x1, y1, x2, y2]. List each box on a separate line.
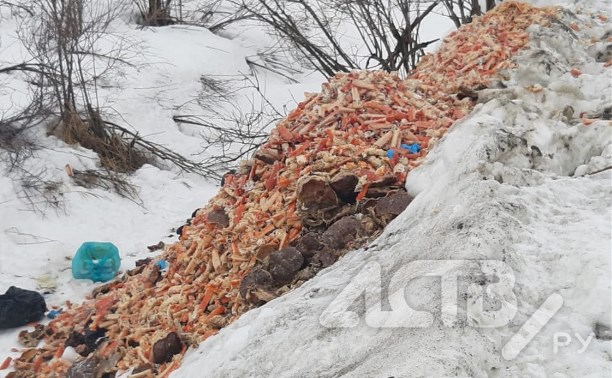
[0, 286, 47, 329]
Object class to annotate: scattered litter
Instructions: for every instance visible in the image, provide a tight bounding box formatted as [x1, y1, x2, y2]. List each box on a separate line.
[18, 324, 45, 347]
[61, 347, 79, 364]
[11, 2, 560, 376]
[0, 286, 47, 329]
[155, 259, 168, 270]
[36, 274, 58, 294]
[71, 242, 121, 283]
[146, 241, 165, 252]
[386, 143, 421, 158]
[47, 308, 63, 319]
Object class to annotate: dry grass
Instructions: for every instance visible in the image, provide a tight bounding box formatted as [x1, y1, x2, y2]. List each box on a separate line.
[49, 108, 151, 173]
[69, 167, 140, 202]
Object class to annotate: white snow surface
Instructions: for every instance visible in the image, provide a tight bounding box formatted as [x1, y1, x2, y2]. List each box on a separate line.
[0, 0, 609, 377]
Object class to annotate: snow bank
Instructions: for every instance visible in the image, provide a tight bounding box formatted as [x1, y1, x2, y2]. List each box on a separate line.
[174, 3, 611, 377]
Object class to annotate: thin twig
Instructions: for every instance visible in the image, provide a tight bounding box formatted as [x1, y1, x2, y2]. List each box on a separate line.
[586, 166, 612, 176]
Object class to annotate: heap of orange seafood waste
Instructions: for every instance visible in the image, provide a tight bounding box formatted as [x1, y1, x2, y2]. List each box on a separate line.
[7, 2, 556, 377]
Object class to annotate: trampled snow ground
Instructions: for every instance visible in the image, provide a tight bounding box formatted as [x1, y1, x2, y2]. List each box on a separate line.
[0, 0, 610, 377]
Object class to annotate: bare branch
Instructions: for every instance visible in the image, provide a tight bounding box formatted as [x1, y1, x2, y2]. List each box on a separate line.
[236, 0, 455, 77]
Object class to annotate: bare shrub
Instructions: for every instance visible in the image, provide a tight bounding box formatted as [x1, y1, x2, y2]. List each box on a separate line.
[15, 0, 153, 172]
[16, 167, 65, 214]
[173, 72, 282, 179]
[48, 107, 151, 173]
[0, 0, 212, 212]
[233, 0, 505, 78]
[67, 165, 140, 203]
[235, 0, 443, 77]
[132, 0, 175, 26]
[441, 0, 500, 27]
[13, 0, 207, 176]
[192, 0, 252, 33]
[0, 98, 47, 171]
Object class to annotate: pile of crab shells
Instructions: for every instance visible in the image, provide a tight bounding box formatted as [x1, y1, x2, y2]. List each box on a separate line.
[7, 2, 560, 377]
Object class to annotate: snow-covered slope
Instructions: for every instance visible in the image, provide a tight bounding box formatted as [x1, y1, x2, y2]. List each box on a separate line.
[173, 2, 611, 377]
[0, 0, 610, 376]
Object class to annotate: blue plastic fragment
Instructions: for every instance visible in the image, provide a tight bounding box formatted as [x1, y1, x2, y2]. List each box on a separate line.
[72, 242, 121, 283]
[401, 143, 421, 154]
[47, 308, 63, 319]
[386, 143, 421, 158]
[155, 259, 168, 270]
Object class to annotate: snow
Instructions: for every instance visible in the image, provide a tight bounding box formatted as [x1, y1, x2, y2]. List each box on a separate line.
[174, 2, 611, 377]
[0, 0, 610, 377]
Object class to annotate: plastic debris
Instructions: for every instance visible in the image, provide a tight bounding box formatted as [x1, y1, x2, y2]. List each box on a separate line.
[0, 286, 47, 329]
[12, 2, 561, 375]
[71, 242, 121, 283]
[47, 308, 63, 319]
[155, 259, 168, 270]
[36, 274, 58, 294]
[386, 143, 421, 158]
[402, 143, 421, 154]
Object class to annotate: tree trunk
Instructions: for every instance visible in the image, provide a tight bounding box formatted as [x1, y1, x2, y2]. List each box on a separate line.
[149, 0, 161, 17]
[470, 0, 481, 17]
